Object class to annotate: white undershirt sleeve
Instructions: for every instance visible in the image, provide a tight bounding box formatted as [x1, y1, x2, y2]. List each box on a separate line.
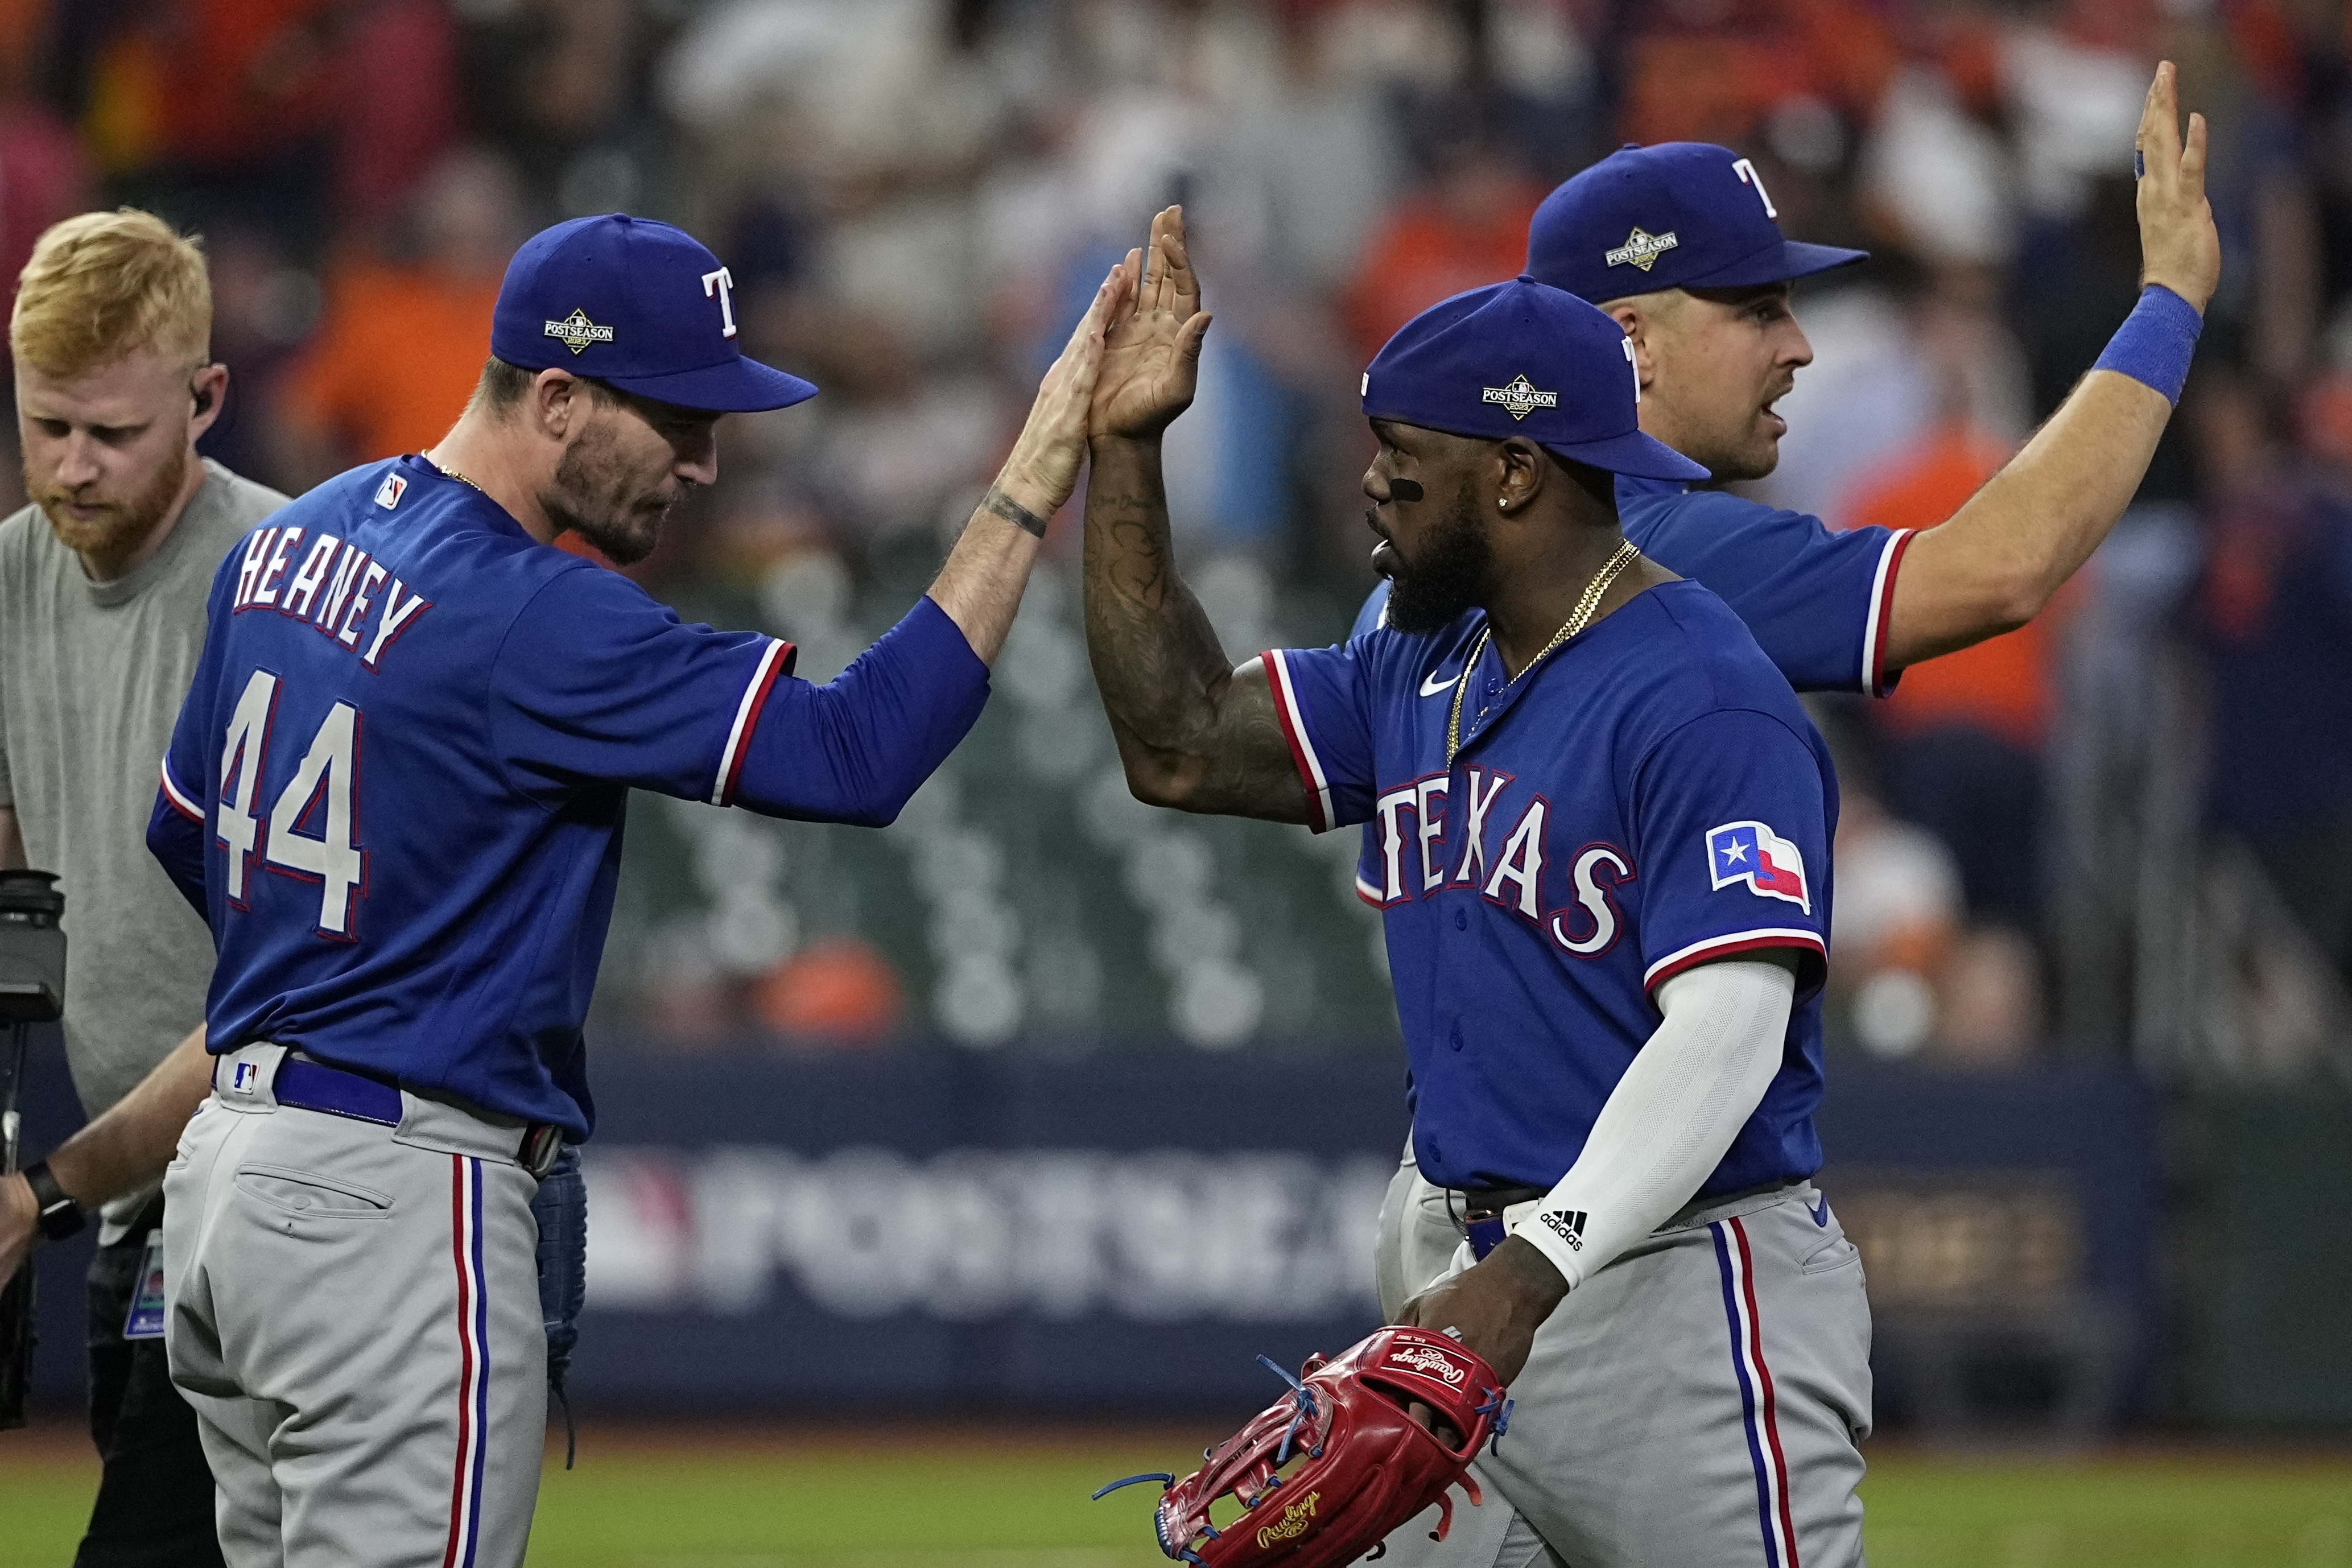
[1515, 958, 1797, 1291]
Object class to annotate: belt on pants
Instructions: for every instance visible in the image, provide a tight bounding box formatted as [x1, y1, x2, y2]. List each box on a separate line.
[1448, 1176, 1806, 1261]
[218, 1050, 566, 1178]
[1451, 1184, 1548, 1262]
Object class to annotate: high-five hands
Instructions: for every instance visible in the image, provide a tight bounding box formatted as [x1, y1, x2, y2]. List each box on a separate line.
[1091, 206, 1213, 443]
[2136, 60, 2220, 314]
[996, 264, 1126, 522]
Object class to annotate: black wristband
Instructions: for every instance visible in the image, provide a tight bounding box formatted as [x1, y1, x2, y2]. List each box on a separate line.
[981, 484, 1049, 540]
[23, 1160, 86, 1242]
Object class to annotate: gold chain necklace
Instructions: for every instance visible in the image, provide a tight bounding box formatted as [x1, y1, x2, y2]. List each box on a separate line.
[427, 455, 485, 493]
[1446, 537, 1642, 764]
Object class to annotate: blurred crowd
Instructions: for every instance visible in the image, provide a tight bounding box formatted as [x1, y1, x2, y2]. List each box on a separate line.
[3, 0, 2350, 1061]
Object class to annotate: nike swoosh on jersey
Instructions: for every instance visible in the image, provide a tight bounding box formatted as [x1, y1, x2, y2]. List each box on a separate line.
[1419, 669, 1455, 698]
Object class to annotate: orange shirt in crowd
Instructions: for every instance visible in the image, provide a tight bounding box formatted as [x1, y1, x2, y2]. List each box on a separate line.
[83, 0, 337, 172]
[279, 259, 500, 465]
[1619, 0, 1897, 147]
[1847, 425, 2069, 752]
[1342, 177, 1544, 365]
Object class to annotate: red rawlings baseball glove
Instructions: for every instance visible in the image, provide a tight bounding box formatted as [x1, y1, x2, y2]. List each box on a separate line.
[1095, 1327, 1511, 1568]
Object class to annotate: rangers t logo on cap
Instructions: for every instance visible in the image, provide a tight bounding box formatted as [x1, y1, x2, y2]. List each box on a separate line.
[1525, 143, 1867, 303]
[492, 214, 816, 412]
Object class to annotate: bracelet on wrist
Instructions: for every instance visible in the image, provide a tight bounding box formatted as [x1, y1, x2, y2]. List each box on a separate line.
[981, 484, 1050, 540]
[2091, 284, 2203, 405]
[23, 1159, 87, 1242]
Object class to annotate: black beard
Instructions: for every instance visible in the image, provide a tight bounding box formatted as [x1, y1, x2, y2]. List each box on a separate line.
[1384, 478, 1492, 635]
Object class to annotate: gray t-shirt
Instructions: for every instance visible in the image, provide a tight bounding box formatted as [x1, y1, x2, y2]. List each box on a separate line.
[0, 459, 288, 1150]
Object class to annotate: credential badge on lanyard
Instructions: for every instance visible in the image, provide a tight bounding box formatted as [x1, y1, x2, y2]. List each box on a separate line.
[123, 1232, 167, 1340]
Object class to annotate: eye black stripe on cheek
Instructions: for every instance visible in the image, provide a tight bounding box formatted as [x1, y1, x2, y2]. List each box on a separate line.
[1388, 478, 1425, 503]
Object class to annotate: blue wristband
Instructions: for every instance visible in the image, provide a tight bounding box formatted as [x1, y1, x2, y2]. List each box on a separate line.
[2091, 284, 2203, 405]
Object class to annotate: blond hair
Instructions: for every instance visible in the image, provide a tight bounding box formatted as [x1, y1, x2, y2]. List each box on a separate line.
[9, 209, 211, 378]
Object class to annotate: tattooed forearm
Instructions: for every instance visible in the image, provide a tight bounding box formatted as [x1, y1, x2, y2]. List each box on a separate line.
[1082, 436, 1309, 823]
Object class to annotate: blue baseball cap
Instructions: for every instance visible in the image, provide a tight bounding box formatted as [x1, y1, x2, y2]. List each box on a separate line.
[490, 214, 818, 413]
[1525, 143, 1867, 304]
[1362, 278, 1709, 482]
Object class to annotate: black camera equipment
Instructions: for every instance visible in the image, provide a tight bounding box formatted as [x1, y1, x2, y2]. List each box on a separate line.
[0, 868, 67, 1430]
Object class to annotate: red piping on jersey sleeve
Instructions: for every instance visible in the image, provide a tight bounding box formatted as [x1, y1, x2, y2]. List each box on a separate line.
[1262, 650, 1334, 833]
[1644, 929, 1826, 995]
[159, 761, 205, 822]
[712, 639, 798, 807]
[1862, 529, 1916, 697]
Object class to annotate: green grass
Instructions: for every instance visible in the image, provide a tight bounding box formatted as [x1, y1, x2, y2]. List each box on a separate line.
[522, 1427, 1212, 1567]
[1859, 1453, 2352, 1568]
[3, 1425, 2348, 1567]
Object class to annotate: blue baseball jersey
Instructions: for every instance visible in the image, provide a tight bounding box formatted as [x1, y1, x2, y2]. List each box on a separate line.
[1350, 476, 1905, 923]
[1269, 579, 1837, 1196]
[149, 456, 988, 1138]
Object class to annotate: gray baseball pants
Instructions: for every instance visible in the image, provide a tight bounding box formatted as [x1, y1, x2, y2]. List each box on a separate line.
[1371, 1147, 1873, 1568]
[163, 1044, 547, 1568]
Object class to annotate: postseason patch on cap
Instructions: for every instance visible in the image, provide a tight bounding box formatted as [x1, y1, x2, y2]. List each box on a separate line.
[1604, 228, 1679, 272]
[1480, 375, 1558, 420]
[543, 307, 615, 354]
[1361, 278, 1707, 481]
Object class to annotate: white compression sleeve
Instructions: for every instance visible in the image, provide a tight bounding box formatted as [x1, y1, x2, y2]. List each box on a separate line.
[1515, 958, 1797, 1291]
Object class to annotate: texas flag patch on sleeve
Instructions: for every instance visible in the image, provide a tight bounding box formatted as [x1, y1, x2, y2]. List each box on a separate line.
[1706, 820, 1811, 914]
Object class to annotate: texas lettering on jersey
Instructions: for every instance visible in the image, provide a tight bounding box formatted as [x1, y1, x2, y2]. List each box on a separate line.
[1360, 769, 1815, 963]
[1268, 580, 1839, 1196]
[1362, 767, 1640, 960]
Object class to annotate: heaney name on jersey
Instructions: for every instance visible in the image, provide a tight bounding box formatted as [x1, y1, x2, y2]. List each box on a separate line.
[227, 521, 431, 671]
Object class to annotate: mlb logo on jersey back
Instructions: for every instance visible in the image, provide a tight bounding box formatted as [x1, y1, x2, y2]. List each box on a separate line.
[374, 473, 406, 510]
[1706, 820, 1809, 913]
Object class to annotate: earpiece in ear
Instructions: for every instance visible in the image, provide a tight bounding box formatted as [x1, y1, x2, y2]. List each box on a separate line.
[191, 383, 214, 416]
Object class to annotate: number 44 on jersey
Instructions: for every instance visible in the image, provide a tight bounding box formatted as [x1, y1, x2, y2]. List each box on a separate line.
[212, 670, 365, 938]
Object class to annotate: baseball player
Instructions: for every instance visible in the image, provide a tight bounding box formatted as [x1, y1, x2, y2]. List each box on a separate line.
[1, 209, 287, 1568]
[1082, 214, 1861, 1563]
[1367, 61, 2220, 1330]
[143, 214, 1117, 1567]
[1354, 63, 2217, 685]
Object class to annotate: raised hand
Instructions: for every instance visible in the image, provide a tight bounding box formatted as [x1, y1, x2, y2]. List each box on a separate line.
[996, 265, 1125, 521]
[930, 267, 1121, 663]
[1091, 205, 1212, 443]
[2136, 60, 2220, 313]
